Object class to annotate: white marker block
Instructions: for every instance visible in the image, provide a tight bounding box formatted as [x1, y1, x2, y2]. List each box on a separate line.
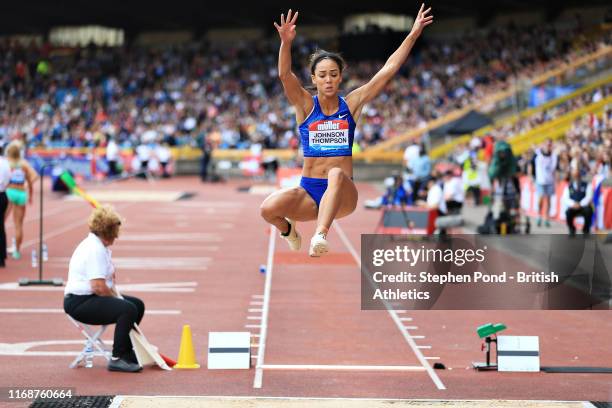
[498, 335, 540, 372]
[207, 332, 251, 369]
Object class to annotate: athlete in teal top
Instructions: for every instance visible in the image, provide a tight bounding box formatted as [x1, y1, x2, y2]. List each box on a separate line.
[5, 142, 38, 260]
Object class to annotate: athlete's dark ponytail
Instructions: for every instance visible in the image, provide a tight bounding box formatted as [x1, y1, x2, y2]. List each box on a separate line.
[309, 49, 346, 75]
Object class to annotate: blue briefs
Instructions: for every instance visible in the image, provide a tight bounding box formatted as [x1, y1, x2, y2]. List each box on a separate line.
[300, 176, 328, 207]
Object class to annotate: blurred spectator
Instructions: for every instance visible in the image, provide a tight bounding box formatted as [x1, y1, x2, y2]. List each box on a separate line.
[563, 167, 593, 237]
[135, 142, 152, 179]
[156, 142, 172, 178]
[411, 146, 431, 201]
[488, 140, 517, 182]
[423, 176, 447, 216]
[462, 157, 482, 205]
[364, 172, 411, 209]
[534, 139, 557, 227]
[383, 173, 411, 207]
[197, 131, 213, 182]
[403, 140, 420, 172]
[443, 169, 465, 214]
[105, 135, 120, 177]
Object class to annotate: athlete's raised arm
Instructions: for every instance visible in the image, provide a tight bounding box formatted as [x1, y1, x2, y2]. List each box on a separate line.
[274, 9, 313, 121]
[346, 3, 433, 119]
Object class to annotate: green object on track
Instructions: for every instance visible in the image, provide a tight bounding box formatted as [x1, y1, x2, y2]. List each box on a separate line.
[476, 323, 507, 338]
[60, 171, 77, 190]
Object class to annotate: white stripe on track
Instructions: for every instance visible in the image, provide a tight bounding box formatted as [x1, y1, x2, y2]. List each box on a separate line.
[253, 226, 276, 388]
[333, 221, 445, 390]
[261, 364, 426, 371]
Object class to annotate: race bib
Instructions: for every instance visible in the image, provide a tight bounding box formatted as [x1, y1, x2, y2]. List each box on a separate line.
[9, 168, 26, 184]
[308, 120, 349, 152]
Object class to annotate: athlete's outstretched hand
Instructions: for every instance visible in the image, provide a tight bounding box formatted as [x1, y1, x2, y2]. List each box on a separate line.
[410, 3, 433, 37]
[274, 9, 299, 43]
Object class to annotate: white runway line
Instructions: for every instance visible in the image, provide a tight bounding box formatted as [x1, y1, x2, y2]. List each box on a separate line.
[399, 317, 413, 322]
[250, 301, 264, 306]
[248, 309, 263, 313]
[261, 364, 426, 372]
[47, 257, 210, 270]
[253, 226, 276, 389]
[334, 221, 445, 390]
[417, 345, 432, 349]
[425, 357, 440, 360]
[245, 324, 262, 329]
[247, 316, 262, 320]
[252, 295, 264, 299]
[404, 326, 419, 330]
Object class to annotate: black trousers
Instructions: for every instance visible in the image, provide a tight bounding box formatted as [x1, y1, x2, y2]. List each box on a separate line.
[0, 192, 7, 264]
[466, 186, 481, 205]
[446, 200, 464, 214]
[64, 294, 145, 358]
[107, 160, 119, 177]
[566, 206, 593, 234]
[201, 152, 210, 181]
[138, 160, 149, 178]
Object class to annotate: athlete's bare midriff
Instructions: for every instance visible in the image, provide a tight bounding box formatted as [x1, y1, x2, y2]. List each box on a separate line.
[302, 156, 353, 179]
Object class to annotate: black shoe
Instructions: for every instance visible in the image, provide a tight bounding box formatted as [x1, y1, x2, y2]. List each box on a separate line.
[108, 357, 142, 373]
[123, 349, 139, 364]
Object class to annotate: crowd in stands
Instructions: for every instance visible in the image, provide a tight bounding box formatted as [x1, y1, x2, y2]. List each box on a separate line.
[446, 85, 611, 183]
[375, 92, 610, 235]
[0, 19, 609, 153]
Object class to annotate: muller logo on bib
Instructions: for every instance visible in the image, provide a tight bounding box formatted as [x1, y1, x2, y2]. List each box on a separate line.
[308, 119, 349, 151]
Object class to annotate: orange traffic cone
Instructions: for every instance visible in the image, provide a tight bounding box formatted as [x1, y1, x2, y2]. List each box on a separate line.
[174, 325, 200, 369]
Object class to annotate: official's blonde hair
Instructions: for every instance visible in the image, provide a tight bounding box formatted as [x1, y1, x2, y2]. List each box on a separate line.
[88, 205, 123, 241]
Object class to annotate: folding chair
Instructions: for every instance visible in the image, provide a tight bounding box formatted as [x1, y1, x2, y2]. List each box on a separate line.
[67, 315, 112, 368]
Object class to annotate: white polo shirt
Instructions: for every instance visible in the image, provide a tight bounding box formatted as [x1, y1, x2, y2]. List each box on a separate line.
[64, 233, 114, 295]
[0, 157, 10, 191]
[443, 176, 465, 203]
[426, 183, 447, 214]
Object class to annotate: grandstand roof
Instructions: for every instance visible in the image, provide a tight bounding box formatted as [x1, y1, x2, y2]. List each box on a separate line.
[1, 0, 609, 35]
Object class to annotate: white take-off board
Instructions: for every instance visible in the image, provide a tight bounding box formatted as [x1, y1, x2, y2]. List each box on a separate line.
[498, 335, 540, 372]
[208, 332, 251, 369]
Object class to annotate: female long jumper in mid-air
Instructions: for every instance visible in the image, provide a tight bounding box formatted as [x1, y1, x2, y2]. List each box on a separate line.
[260, 4, 433, 257]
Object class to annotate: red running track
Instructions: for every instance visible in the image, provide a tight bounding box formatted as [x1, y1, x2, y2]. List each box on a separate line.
[0, 176, 610, 403]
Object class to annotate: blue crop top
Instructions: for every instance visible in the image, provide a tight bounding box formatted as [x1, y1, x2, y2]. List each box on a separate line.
[298, 95, 356, 157]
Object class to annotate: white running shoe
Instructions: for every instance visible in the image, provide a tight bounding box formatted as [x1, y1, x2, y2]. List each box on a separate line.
[7, 238, 15, 255]
[309, 232, 329, 257]
[280, 219, 301, 251]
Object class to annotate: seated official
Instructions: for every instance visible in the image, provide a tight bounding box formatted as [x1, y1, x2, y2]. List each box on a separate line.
[563, 168, 593, 237]
[63, 206, 145, 373]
